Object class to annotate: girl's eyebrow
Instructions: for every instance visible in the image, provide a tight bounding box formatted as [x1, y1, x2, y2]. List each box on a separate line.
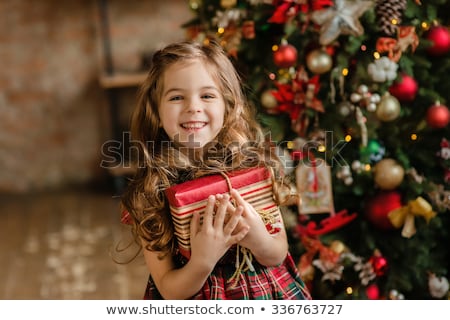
[163, 86, 219, 97]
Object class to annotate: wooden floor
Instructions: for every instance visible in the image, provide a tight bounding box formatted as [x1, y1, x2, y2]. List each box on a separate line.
[0, 188, 149, 300]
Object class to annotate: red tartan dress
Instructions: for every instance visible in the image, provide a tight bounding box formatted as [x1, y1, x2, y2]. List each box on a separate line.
[142, 246, 312, 300]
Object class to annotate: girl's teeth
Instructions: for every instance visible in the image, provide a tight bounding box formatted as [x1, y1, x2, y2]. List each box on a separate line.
[182, 122, 205, 129]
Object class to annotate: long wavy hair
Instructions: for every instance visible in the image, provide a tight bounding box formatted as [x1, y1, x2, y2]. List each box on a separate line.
[120, 40, 282, 259]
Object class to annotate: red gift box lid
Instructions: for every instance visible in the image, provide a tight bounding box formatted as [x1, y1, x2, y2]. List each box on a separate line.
[165, 167, 272, 208]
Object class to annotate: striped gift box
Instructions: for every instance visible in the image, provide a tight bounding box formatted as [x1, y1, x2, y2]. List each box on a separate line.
[165, 167, 282, 259]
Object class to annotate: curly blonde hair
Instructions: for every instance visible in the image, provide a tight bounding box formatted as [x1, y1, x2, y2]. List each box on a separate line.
[120, 40, 281, 258]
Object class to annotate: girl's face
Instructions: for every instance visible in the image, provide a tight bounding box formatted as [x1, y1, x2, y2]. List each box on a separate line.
[158, 59, 225, 149]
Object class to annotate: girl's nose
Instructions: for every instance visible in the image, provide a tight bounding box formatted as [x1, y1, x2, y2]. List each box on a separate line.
[185, 97, 202, 113]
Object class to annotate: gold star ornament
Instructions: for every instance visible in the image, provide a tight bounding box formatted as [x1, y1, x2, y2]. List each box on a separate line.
[311, 0, 373, 46]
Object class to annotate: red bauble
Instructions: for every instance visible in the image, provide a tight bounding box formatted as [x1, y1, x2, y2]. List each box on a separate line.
[426, 26, 450, 56]
[426, 103, 450, 129]
[365, 191, 402, 230]
[366, 283, 380, 300]
[388, 74, 418, 102]
[369, 251, 388, 276]
[273, 43, 298, 68]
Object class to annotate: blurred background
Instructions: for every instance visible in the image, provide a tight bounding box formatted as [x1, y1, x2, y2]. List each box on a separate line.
[0, 0, 193, 299]
[1, 0, 449, 301]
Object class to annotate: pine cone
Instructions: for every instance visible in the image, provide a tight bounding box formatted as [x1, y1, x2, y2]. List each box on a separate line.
[375, 0, 407, 36]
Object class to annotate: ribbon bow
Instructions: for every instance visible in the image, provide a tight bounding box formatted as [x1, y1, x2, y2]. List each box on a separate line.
[388, 197, 437, 238]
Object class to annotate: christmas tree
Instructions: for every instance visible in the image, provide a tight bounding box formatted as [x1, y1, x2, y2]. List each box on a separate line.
[182, 0, 450, 299]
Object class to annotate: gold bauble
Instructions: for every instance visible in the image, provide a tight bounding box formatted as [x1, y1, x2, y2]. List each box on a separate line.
[261, 89, 278, 110]
[189, 0, 202, 9]
[220, 0, 237, 8]
[330, 240, 347, 254]
[376, 93, 401, 121]
[306, 49, 333, 74]
[374, 158, 405, 190]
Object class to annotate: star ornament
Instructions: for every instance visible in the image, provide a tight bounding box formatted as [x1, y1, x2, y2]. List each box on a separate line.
[311, 0, 373, 46]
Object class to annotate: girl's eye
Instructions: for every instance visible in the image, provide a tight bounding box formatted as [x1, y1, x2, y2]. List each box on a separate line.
[169, 96, 183, 101]
[201, 94, 215, 99]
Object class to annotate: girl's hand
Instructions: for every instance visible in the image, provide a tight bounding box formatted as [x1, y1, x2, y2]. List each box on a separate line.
[189, 193, 249, 271]
[229, 189, 272, 252]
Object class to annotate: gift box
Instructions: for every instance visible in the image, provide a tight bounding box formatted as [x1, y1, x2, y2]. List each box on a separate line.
[165, 166, 283, 259]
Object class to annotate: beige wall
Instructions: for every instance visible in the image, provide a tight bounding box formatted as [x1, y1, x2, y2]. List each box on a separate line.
[0, 0, 193, 193]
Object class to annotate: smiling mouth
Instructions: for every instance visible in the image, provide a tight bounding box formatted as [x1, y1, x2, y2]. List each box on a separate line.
[180, 122, 207, 130]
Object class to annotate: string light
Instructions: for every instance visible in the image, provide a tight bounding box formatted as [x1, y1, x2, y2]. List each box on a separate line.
[373, 51, 381, 59]
[217, 27, 225, 34]
[318, 145, 326, 153]
[361, 45, 367, 51]
[345, 135, 352, 142]
[346, 287, 353, 295]
[272, 44, 278, 52]
[411, 133, 418, 141]
[364, 164, 371, 171]
[342, 68, 349, 76]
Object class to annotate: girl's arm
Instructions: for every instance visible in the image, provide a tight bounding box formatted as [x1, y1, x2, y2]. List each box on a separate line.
[229, 188, 289, 267]
[142, 194, 249, 299]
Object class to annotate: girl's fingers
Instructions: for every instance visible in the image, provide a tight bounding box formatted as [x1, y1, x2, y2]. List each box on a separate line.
[228, 226, 250, 245]
[230, 189, 245, 206]
[223, 206, 244, 235]
[213, 193, 229, 228]
[190, 211, 200, 236]
[202, 195, 216, 228]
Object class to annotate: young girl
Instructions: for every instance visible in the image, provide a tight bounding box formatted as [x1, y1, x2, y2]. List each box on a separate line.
[120, 40, 311, 300]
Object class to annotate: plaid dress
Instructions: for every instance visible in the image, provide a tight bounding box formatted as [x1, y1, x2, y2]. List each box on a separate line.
[143, 248, 311, 300]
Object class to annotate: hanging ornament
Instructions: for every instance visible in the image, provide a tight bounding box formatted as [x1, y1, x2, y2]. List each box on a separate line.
[368, 250, 388, 277]
[437, 138, 450, 161]
[336, 165, 353, 185]
[346, 253, 376, 285]
[355, 106, 368, 147]
[428, 183, 450, 212]
[360, 139, 385, 163]
[428, 273, 450, 299]
[330, 240, 348, 255]
[337, 100, 354, 117]
[376, 93, 401, 121]
[373, 158, 405, 190]
[375, 0, 407, 36]
[389, 289, 405, 300]
[425, 25, 450, 57]
[350, 84, 381, 112]
[365, 282, 382, 299]
[296, 158, 335, 214]
[376, 26, 419, 62]
[306, 48, 333, 74]
[260, 89, 279, 111]
[364, 190, 402, 230]
[426, 101, 450, 129]
[365, 283, 380, 299]
[367, 56, 398, 83]
[273, 41, 298, 68]
[351, 160, 364, 173]
[388, 74, 418, 102]
[189, 0, 202, 10]
[310, 0, 373, 45]
[220, 0, 237, 9]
